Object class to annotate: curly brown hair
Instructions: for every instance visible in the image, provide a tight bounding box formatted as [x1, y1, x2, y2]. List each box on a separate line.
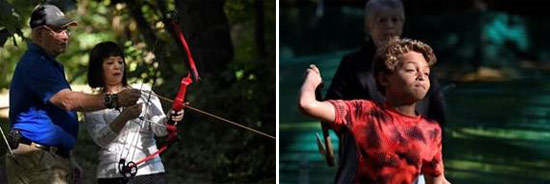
[372, 38, 437, 95]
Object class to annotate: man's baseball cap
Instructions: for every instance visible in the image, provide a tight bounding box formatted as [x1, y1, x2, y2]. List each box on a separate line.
[30, 5, 77, 29]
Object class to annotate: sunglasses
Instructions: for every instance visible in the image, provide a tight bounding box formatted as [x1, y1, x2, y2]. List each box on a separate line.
[41, 25, 71, 36]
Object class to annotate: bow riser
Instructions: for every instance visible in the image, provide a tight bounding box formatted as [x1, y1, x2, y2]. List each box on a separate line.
[168, 75, 193, 125]
[119, 11, 200, 178]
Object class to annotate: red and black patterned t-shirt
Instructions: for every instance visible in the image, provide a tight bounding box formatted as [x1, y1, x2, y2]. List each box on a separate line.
[328, 99, 444, 184]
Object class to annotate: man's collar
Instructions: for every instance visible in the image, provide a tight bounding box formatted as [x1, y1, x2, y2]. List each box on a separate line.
[28, 42, 56, 61]
[27, 42, 64, 68]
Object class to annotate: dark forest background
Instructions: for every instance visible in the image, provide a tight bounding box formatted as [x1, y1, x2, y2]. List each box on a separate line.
[280, 0, 550, 183]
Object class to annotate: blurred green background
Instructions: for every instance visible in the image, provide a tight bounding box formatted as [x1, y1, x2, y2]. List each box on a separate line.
[0, 0, 275, 183]
[280, 0, 550, 183]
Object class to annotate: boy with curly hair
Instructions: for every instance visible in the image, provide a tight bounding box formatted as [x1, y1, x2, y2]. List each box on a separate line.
[298, 38, 450, 184]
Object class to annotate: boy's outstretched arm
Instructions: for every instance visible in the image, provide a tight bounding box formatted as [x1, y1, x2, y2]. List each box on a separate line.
[298, 64, 336, 123]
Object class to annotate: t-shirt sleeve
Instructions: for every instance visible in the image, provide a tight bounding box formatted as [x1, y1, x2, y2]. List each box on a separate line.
[421, 126, 444, 176]
[147, 95, 168, 137]
[327, 99, 375, 132]
[23, 59, 69, 104]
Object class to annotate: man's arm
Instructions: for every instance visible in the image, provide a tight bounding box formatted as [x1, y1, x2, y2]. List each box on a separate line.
[50, 89, 105, 111]
[50, 88, 141, 112]
[298, 64, 335, 123]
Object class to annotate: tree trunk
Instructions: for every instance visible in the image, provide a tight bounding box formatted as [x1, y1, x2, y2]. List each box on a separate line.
[174, 0, 234, 77]
[255, 0, 267, 59]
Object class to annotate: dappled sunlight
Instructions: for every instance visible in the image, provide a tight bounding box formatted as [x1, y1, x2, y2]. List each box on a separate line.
[0, 92, 7, 119]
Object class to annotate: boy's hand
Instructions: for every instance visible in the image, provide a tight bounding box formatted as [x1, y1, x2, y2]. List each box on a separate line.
[298, 64, 336, 126]
[304, 64, 323, 88]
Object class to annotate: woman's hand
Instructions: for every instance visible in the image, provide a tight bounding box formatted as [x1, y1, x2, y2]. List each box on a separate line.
[109, 103, 142, 134]
[169, 109, 185, 125]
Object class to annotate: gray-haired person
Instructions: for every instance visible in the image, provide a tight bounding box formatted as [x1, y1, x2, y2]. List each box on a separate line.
[322, 0, 447, 183]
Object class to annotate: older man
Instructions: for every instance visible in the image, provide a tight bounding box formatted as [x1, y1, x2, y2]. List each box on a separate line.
[5, 4, 140, 184]
[321, 0, 447, 183]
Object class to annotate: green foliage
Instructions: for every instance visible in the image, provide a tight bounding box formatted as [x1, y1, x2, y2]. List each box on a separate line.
[0, 0, 274, 183]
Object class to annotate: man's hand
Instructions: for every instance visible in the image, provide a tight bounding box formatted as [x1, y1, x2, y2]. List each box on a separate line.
[304, 64, 323, 89]
[118, 89, 141, 107]
[120, 103, 142, 121]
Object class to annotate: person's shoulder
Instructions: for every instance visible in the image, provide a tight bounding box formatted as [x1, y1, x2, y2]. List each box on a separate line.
[416, 116, 442, 141]
[13, 53, 47, 78]
[362, 99, 378, 106]
[346, 99, 378, 109]
[328, 99, 372, 104]
[420, 116, 441, 128]
[19, 50, 51, 69]
[339, 47, 375, 70]
[341, 49, 368, 64]
[18, 50, 38, 64]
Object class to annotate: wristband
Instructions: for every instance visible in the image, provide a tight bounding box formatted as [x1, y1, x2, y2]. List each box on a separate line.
[104, 94, 118, 109]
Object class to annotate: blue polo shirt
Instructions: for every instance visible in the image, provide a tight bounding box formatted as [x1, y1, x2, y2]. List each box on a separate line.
[9, 42, 78, 150]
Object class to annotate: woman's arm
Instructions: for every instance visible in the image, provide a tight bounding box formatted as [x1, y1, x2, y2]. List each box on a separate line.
[147, 95, 169, 137]
[84, 111, 120, 148]
[110, 103, 142, 133]
[298, 64, 336, 123]
[83, 104, 141, 148]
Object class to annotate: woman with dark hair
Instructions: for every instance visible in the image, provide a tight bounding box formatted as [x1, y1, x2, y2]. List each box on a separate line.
[83, 41, 183, 184]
